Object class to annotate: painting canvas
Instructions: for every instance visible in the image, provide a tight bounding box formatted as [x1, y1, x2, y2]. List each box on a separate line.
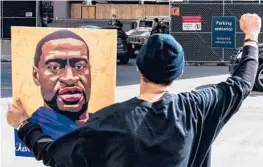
[11, 26, 117, 157]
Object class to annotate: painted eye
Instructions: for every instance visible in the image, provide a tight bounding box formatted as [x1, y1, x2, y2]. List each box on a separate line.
[75, 64, 85, 70]
[48, 66, 60, 71]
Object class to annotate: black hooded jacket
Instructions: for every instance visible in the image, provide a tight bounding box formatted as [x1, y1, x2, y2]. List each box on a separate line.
[18, 45, 258, 167]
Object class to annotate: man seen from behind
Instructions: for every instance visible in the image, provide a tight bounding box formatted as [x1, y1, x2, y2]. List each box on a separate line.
[6, 13, 261, 167]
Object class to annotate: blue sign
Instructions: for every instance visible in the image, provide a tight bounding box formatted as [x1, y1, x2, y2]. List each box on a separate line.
[14, 129, 34, 157]
[212, 16, 236, 48]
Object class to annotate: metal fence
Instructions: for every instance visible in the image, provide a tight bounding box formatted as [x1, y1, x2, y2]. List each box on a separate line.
[48, 19, 136, 32]
[169, 1, 263, 63]
[1, 1, 38, 39]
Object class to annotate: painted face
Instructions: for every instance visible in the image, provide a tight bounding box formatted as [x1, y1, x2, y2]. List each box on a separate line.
[33, 38, 91, 120]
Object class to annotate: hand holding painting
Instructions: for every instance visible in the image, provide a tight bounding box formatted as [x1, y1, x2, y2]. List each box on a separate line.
[7, 99, 28, 129]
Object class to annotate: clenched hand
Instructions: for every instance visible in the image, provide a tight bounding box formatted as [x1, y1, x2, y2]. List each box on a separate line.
[240, 13, 262, 40]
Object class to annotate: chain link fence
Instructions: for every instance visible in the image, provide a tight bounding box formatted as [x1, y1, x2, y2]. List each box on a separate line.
[170, 1, 263, 63]
[1, 1, 37, 39]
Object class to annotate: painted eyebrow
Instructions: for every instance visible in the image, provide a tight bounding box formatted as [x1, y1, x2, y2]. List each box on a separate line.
[69, 58, 88, 64]
[45, 58, 67, 65]
[44, 58, 88, 68]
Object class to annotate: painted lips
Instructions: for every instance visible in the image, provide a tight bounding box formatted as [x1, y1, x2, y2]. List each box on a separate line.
[58, 87, 83, 102]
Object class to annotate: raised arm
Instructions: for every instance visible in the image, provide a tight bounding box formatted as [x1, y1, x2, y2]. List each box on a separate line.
[190, 13, 261, 123]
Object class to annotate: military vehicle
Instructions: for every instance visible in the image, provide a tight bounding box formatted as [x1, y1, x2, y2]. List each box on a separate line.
[126, 16, 169, 57]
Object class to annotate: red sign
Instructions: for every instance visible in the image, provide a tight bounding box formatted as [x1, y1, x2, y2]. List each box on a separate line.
[171, 7, 180, 16]
[182, 16, 202, 23]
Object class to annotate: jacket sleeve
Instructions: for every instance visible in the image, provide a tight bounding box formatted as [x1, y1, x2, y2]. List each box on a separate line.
[18, 122, 95, 167]
[191, 45, 258, 124]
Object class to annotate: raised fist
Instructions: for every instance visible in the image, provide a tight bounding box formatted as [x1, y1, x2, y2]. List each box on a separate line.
[240, 13, 262, 37]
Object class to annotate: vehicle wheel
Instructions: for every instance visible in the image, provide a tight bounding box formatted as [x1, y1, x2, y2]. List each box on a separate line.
[119, 57, 129, 64]
[254, 64, 263, 92]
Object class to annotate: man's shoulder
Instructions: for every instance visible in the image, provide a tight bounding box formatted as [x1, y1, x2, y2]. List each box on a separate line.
[167, 91, 204, 103]
[101, 98, 136, 113]
[99, 101, 126, 110]
[91, 103, 120, 115]
[90, 99, 133, 117]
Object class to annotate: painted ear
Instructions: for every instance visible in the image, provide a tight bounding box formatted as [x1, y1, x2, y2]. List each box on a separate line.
[32, 66, 40, 86]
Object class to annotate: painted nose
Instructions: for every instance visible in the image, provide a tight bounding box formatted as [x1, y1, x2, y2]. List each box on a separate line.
[60, 66, 78, 85]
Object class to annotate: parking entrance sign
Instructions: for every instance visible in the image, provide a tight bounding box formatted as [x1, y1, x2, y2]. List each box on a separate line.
[212, 16, 236, 48]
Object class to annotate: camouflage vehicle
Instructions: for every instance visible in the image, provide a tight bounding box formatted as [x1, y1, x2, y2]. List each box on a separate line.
[126, 16, 169, 57]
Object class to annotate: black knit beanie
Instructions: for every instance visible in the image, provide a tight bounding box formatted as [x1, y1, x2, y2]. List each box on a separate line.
[136, 34, 185, 84]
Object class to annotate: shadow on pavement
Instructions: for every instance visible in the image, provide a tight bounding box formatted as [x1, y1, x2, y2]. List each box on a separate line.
[116, 61, 140, 86]
[180, 66, 229, 80]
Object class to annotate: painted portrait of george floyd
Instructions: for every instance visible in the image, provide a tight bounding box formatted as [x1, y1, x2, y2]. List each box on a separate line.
[11, 26, 117, 157]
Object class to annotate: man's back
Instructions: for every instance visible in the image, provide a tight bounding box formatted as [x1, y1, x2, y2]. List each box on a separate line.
[86, 74, 252, 167]
[89, 93, 192, 167]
